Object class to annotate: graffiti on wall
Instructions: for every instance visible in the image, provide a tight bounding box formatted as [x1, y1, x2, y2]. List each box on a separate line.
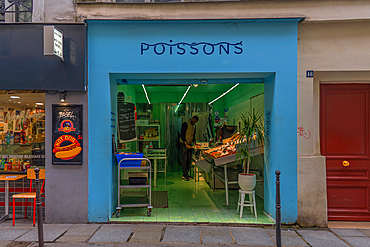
[297, 127, 311, 139]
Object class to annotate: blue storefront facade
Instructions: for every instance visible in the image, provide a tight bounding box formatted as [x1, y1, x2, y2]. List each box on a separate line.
[86, 19, 299, 223]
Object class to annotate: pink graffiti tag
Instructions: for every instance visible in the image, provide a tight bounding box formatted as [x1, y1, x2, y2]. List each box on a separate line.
[297, 127, 311, 139]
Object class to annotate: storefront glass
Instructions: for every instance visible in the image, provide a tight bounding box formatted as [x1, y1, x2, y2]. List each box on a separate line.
[0, 91, 45, 171]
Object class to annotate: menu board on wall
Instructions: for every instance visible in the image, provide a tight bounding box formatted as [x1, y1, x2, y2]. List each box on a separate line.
[117, 102, 137, 143]
[52, 105, 83, 165]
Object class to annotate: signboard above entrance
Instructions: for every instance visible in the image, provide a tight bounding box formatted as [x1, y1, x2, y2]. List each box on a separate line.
[141, 41, 243, 56]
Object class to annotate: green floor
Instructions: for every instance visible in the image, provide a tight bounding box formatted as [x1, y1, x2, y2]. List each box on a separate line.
[110, 171, 274, 224]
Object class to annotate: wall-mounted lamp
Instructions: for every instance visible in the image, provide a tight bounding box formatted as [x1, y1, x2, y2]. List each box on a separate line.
[60, 91, 66, 102]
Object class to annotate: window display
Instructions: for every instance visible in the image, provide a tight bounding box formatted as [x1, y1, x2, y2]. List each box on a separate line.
[0, 92, 45, 172]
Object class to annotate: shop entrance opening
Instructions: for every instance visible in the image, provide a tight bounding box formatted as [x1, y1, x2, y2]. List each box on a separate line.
[111, 81, 272, 224]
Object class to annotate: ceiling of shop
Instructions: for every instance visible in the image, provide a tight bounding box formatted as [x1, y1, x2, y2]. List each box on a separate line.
[119, 83, 264, 104]
[130, 84, 237, 93]
[0, 93, 45, 108]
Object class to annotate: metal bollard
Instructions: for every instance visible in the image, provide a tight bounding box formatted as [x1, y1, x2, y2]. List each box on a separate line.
[35, 168, 44, 247]
[275, 170, 281, 247]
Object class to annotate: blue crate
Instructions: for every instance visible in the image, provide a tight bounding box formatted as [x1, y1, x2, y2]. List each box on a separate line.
[116, 153, 144, 167]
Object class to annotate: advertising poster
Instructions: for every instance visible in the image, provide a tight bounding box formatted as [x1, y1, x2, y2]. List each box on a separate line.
[52, 105, 83, 165]
[0, 108, 4, 122]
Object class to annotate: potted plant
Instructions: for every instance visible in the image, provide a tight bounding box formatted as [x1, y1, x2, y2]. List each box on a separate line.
[236, 109, 266, 191]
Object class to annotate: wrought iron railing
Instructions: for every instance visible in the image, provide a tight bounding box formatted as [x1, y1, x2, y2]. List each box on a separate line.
[0, 0, 33, 22]
[76, 0, 236, 3]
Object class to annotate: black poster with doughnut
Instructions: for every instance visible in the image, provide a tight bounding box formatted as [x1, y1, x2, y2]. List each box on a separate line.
[52, 105, 83, 165]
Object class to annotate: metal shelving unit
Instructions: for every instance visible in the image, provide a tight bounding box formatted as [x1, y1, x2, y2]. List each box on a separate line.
[116, 157, 152, 218]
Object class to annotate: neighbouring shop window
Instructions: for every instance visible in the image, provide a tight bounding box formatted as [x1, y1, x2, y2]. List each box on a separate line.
[0, 91, 45, 172]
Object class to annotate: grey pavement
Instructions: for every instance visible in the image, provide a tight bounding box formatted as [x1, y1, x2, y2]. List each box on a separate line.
[0, 219, 370, 247]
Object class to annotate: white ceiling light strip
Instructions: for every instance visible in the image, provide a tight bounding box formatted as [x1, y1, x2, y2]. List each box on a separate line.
[175, 85, 192, 112]
[178, 85, 191, 106]
[142, 84, 151, 104]
[208, 83, 240, 105]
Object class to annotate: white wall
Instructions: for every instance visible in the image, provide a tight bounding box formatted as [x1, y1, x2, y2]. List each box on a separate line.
[297, 21, 370, 226]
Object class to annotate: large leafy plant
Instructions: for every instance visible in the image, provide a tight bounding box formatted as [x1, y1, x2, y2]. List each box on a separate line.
[236, 109, 266, 174]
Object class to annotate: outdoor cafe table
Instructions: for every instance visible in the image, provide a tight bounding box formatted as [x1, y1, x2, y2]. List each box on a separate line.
[0, 174, 27, 221]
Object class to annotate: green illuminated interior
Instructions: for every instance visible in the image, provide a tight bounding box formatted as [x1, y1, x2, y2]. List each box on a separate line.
[113, 82, 269, 224]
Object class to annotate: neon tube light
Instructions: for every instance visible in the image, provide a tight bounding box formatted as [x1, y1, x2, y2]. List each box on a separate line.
[175, 85, 192, 112]
[142, 84, 151, 104]
[208, 83, 239, 105]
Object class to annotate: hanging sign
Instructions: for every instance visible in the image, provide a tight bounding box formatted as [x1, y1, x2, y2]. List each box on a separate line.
[52, 105, 83, 165]
[44, 26, 64, 61]
[117, 102, 137, 143]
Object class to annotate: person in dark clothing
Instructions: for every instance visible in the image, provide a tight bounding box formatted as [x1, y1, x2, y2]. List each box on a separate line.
[179, 116, 199, 181]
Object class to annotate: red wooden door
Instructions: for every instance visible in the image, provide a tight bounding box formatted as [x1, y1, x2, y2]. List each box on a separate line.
[321, 84, 370, 221]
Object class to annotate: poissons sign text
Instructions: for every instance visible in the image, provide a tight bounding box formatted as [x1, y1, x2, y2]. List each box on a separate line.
[141, 41, 243, 56]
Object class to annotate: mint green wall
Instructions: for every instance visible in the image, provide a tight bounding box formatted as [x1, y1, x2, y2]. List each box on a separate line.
[117, 84, 264, 141]
[135, 92, 222, 104]
[117, 85, 137, 105]
[224, 84, 264, 108]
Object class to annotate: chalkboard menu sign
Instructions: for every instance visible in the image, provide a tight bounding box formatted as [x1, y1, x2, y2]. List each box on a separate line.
[117, 102, 137, 142]
[52, 105, 83, 165]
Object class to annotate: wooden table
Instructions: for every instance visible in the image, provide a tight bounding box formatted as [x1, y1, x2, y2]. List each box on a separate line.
[0, 174, 27, 222]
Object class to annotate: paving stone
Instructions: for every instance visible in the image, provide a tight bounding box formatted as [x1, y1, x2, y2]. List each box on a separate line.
[271, 235, 309, 247]
[56, 235, 91, 243]
[297, 230, 350, 247]
[220, 245, 277, 247]
[330, 229, 368, 237]
[201, 226, 230, 236]
[202, 235, 234, 245]
[129, 231, 162, 243]
[88, 224, 135, 243]
[0, 241, 11, 247]
[30, 243, 115, 247]
[134, 225, 165, 231]
[117, 244, 218, 247]
[6, 242, 32, 247]
[359, 229, 370, 237]
[0, 228, 32, 241]
[266, 228, 299, 237]
[16, 224, 73, 242]
[230, 227, 275, 246]
[64, 224, 101, 236]
[6, 219, 36, 229]
[162, 226, 200, 244]
[342, 236, 370, 247]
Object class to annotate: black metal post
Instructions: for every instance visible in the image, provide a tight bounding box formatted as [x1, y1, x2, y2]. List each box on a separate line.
[35, 168, 44, 247]
[275, 170, 281, 247]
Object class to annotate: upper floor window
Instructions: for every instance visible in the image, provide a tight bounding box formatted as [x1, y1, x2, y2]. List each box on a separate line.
[0, 0, 33, 22]
[77, 0, 234, 3]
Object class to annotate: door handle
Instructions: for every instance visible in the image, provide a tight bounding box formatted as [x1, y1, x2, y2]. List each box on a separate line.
[342, 160, 349, 167]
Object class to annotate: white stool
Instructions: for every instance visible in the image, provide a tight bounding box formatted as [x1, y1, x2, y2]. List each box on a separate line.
[236, 189, 257, 219]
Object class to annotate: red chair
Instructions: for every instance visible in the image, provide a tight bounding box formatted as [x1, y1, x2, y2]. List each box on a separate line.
[12, 168, 45, 226]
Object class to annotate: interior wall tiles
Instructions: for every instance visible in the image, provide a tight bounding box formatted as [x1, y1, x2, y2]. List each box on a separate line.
[228, 100, 250, 128]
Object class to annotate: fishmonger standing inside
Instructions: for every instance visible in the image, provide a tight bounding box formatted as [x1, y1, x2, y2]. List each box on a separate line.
[179, 116, 198, 181]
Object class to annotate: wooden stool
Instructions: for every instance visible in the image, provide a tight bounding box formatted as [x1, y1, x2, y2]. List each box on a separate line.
[236, 189, 257, 219]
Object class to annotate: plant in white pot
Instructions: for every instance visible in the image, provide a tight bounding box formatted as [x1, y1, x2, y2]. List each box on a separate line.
[236, 109, 266, 191]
